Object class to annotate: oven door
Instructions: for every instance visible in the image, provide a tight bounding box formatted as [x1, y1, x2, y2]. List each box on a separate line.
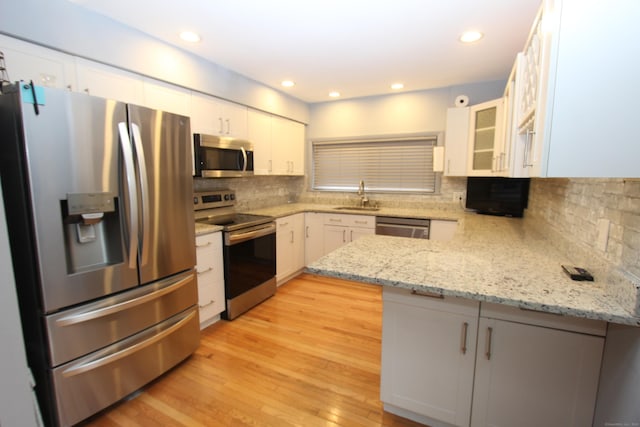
[224, 222, 276, 300]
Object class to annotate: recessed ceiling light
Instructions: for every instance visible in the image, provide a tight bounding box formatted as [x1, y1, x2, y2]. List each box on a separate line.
[281, 80, 295, 88]
[459, 31, 483, 43]
[179, 31, 201, 43]
[329, 91, 341, 98]
[391, 83, 404, 90]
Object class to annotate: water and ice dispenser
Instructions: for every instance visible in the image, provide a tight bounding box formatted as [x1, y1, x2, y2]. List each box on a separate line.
[62, 193, 124, 273]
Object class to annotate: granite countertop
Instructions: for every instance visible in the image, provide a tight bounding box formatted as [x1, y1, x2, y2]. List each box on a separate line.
[195, 222, 223, 236]
[303, 212, 639, 326]
[235, 202, 639, 325]
[245, 202, 463, 222]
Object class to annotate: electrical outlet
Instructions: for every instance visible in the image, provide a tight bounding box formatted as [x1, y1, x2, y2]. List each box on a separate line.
[453, 191, 465, 202]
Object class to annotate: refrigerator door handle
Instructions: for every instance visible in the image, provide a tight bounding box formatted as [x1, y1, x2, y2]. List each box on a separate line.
[131, 123, 151, 267]
[54, 272, 193, 327]
[60, 309, 197, 378]
[117, 122, 139, 269]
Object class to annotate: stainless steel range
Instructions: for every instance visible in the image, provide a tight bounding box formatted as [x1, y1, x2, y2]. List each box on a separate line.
[194, 190, 276, 320]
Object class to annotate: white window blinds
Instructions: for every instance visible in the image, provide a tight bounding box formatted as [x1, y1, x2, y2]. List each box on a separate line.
[312, 135, 438, 193]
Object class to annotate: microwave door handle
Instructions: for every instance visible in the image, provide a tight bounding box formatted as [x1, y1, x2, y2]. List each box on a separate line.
[240, 146, 248, 172]
[117, 123, 139, 269]
[131, 123, 151, 267]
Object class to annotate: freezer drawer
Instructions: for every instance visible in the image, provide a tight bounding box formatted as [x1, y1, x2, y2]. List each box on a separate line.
[46, 270, 197, 366]
[51, 306, 200, 427]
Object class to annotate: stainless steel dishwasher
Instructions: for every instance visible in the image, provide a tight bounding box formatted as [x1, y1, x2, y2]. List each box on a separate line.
[375, 216, 430, 239]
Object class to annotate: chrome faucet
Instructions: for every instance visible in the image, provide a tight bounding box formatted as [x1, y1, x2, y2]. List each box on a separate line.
[357, 180, 369, 207]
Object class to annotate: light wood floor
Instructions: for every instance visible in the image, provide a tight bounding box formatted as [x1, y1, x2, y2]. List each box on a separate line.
[84, 274, 425, 427]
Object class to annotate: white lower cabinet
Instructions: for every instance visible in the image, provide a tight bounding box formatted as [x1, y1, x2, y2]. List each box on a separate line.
[381, 288, 606, 427]
[323, 214, 375, 253]
[304, 212, 325, 265]
[429, 219, 458, 241]
[276, 214, 305, 284]
[195, 232, 225, 329]
[471, 304, 605, 427]
[381, 287, 479, 427]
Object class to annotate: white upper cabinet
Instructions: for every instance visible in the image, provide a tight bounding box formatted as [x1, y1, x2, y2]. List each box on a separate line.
[248, 109, 273, 175]
[191, 92, 219, 135]
[217, 99, 248, 140]
[519, 0, 640, 177]
[444, 107, 470, 176]
[75, 58, 144, 105]
[504, 53, 532, 178]
[142, 78, 191, 117]
[191, 92, 248, 139]
[0, 35, 76, 91]
[271, 116, 305, 175]
[467, 98, 507, 176]
[249, 109, 306, 176]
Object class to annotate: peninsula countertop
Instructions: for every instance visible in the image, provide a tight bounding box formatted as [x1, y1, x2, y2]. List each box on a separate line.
[242, 202, 639, 325]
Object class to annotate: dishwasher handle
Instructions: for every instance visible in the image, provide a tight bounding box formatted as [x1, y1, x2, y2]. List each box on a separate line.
[375, 219, 430, 239]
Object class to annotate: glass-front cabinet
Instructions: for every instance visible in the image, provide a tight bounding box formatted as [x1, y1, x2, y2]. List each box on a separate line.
[467, 98, 507, 176]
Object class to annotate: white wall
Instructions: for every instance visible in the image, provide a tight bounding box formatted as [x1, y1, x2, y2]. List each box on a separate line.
[0, 183, 41, 427]
[0, 0, 309, 123]
[308, 80, 505, 139]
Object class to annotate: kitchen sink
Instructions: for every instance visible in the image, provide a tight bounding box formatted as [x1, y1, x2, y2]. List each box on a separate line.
[334, 206, 380, 212]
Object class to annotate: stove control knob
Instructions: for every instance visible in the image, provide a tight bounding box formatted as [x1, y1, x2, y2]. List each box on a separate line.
[230, 194, 236, 200]
[224, 194, 230, 201]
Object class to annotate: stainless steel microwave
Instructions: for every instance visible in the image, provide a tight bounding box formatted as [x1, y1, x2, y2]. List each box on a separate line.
[193, 133, 254, 178]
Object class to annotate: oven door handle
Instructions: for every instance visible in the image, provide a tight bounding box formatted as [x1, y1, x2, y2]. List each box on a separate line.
[227, 223, 276, 246]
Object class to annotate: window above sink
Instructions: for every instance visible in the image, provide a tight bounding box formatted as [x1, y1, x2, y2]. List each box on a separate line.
[311, 133, 442, 194]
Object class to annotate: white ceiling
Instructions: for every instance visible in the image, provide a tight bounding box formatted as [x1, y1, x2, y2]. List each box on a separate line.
[68, 0, 541, 103]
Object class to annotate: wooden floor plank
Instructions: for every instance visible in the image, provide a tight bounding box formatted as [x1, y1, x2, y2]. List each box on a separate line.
[82, 274, 426, 427]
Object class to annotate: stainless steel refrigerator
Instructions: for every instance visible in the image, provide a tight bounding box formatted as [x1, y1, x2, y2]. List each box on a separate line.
[0, 82, 199, 426]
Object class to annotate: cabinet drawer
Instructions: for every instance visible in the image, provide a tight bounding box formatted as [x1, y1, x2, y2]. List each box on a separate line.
[383, 286, 479, 317]
[323, 213, 375, 228]
[195, 232, 222, 271]
[480, 302, 607, 336]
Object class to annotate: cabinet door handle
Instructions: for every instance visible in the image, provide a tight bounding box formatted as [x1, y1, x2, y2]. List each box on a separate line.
[485, 326, 493, 360]
[461, 322, 469, 355]
[410, 289, 444, 299]
[306, 225, 310, 238]
[195, 241, 212, 248]
[226, 118, 230, 134]
[199, 299, 215, 309]
[350, 230, 353, 242]
[290, 230, 294, 243]
[269, 159, 272, 173]
[218, 117, 224, 134]
[524, 130, 535, 167]
[342, 229, 346, 243]
[447, 159, 451, 174]
[196, 266, 213, 275]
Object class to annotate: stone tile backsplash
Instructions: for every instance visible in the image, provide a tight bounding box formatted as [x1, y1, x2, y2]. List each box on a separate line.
[193, 176, 305, 211]
[527, 178, 640, 278]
